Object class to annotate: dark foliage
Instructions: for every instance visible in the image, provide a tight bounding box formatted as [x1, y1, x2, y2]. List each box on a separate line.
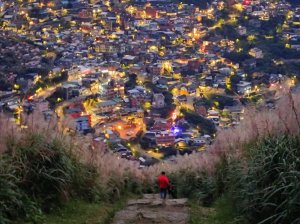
[208, 94, 235, 110]
[0, 133, 102, 223]
[180, 108, 216, 135]
[227, 136, 300, 224]
[125, 73, 137, 91]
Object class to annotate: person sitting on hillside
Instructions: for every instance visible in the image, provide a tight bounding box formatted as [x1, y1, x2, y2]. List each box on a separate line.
[157, 171, 170, 199]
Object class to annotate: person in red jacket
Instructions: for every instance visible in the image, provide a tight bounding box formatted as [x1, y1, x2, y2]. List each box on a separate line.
[157, 171, 170, 199]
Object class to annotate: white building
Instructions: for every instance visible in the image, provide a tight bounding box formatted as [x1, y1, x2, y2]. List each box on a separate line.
[237, 26, 247, 36]
[152, 93, 165, 108]
[249, 48, 263, 59]
[237, 81, 252, 95]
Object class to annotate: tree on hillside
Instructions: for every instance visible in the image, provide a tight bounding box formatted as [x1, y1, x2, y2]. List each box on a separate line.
[224, 51, 251, 64]
[180, 108, 216, 135]
[216, 24, 238, 39]
[193, 97, 213, 109]
[125, 73, 137, 91]
[208, 94, 236, 109]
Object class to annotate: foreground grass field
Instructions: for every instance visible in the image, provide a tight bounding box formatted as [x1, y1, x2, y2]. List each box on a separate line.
[44, 195, 235, 224]
[189, 196, 236, 224]
[43, 195, 134, 224]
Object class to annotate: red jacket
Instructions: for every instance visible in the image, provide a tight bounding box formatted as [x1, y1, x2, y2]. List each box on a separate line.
[158, 175, 170, 189]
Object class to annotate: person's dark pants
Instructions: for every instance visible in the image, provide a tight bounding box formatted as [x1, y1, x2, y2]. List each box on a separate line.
[160, 188, 167, 199]
[168, 187, 177, 199]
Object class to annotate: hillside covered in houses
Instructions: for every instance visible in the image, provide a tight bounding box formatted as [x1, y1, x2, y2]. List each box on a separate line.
[0, 0, 300, 223]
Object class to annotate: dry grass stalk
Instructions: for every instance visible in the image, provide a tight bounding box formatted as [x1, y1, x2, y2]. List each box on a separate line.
[1, 91, 300, 187]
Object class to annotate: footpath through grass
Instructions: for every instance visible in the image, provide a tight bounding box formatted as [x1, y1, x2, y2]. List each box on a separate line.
[189, 196, 236, 224]
[43, 194, 235, 224]
[43, 194, 136, 224]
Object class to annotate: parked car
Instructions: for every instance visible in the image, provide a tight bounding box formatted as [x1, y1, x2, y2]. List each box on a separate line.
[113, 148, 128, 153]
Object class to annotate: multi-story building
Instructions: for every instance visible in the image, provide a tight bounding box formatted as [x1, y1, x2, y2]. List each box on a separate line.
[96, 100, 121, 113]
[155, 131, 175, 146]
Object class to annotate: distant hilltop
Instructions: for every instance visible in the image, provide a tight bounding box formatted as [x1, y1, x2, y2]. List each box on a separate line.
[133, 0, 211, 8]
[180, 0, 298, 7]
[288, 0, 299, 5]
[180, 0, 211, 8]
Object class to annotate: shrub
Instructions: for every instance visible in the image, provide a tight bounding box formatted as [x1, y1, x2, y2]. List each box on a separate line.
[7, 134, 76, 212]
[0, 155, 41, 223]
[180, 108, 217, 135]
[169, 170, 220, 207]
[0, 131, 105, 222]
[227, 136, 300, 224]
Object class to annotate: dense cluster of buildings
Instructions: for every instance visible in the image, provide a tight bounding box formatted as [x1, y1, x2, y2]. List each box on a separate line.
[0, 0, 299, 166]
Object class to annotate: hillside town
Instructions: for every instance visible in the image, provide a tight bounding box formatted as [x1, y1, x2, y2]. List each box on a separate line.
[1, 0, 300, 167]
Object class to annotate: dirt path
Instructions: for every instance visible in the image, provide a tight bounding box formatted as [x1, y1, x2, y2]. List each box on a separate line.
[112, 194, 189, 224]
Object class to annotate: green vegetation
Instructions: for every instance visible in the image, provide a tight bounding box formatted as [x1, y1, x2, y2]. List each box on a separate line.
[227, 136, 300, 224]
[208, 94, 235, 110]
[194, 97, 213, 110]
[189, 196, 236, 224]
[125, 73, 137, 91]
[180, 108, 217, 135]
[287, 0, 299, 6]
[0, 130, 143, 224]
[215, 24, 238, 39]
[184, 135, 300, 224]
[223, 11, 300, 77]
[43, 194, 134, 224]
[0, 132, 103, 223]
